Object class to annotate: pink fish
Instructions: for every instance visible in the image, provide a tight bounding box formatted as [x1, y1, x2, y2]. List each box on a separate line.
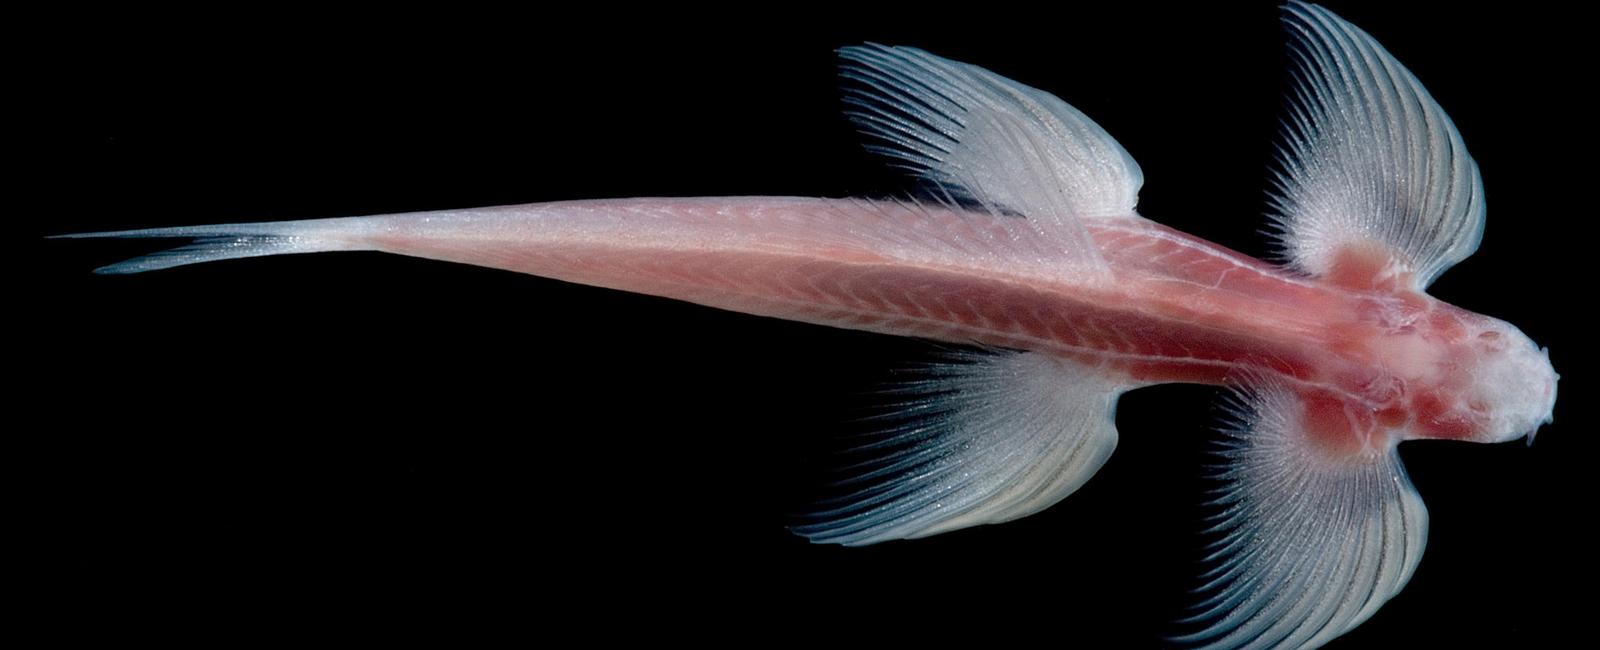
[62, 3, 1555, 648]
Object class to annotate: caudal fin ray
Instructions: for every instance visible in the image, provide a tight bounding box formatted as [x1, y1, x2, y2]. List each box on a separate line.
[54, 219, 370, 274]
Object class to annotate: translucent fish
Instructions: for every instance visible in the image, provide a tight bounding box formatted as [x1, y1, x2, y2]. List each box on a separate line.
[59, 4, 1556, 648]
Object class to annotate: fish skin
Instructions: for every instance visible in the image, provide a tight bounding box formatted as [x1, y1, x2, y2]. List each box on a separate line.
[48, 3, 1565, 649]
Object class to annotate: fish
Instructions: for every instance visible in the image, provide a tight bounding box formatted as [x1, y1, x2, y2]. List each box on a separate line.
[58, 3, 1557, 648]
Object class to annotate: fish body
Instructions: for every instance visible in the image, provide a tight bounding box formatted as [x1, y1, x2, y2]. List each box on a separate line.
[79, 194, 1554, 451]
[61, 4, 1556, 649]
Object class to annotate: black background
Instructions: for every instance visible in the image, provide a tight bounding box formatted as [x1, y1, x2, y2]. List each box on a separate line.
[33, 2, 1586, 646]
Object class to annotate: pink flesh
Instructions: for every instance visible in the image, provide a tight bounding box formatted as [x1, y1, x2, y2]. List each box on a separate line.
[352, 196, 1488, 453]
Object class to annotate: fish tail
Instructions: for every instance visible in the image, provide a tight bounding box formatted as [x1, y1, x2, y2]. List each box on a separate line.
[51, 218, 370, 274]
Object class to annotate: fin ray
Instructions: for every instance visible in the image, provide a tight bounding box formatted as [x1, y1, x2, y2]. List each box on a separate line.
[839, 44, 1145, 275]
[1173, 378, 1427, 650]
[1269, 2, 1484, 289]
[793, 350, 1125, 546]
[53, 220, 365, 274]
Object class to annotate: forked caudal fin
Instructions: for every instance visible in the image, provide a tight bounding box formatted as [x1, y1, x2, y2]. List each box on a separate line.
[52, 219, 369, 274]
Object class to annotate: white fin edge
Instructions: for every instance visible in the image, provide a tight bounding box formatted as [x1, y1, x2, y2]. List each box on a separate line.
[793, 350, 1124, 546]
[1268, 2, 1484, 289]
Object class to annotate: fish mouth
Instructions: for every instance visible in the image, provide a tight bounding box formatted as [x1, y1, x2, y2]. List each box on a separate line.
[1528, 347, 1557, 447]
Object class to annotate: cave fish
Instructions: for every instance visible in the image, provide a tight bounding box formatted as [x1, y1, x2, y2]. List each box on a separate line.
[63, 4, 1556, 648]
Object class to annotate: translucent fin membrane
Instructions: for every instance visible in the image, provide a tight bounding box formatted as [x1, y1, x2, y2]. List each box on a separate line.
[794, 351, 1124, 546]
[1173, 379, 1427, 650]
[1268, 1, 1484, 289]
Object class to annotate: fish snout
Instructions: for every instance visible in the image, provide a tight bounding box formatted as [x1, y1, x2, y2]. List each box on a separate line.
[1480, 334, 1557, 445]
[1528, 347, 1558, 444]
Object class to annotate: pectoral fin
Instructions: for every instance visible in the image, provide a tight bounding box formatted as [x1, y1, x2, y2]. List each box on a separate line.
[1268, 2, 1484, 291]
[1173, 381, 1428, 649]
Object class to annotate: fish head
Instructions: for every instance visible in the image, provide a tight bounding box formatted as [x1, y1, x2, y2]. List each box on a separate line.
[1394, 307, 1557, 444]
[1460, 316, 1557, 444]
